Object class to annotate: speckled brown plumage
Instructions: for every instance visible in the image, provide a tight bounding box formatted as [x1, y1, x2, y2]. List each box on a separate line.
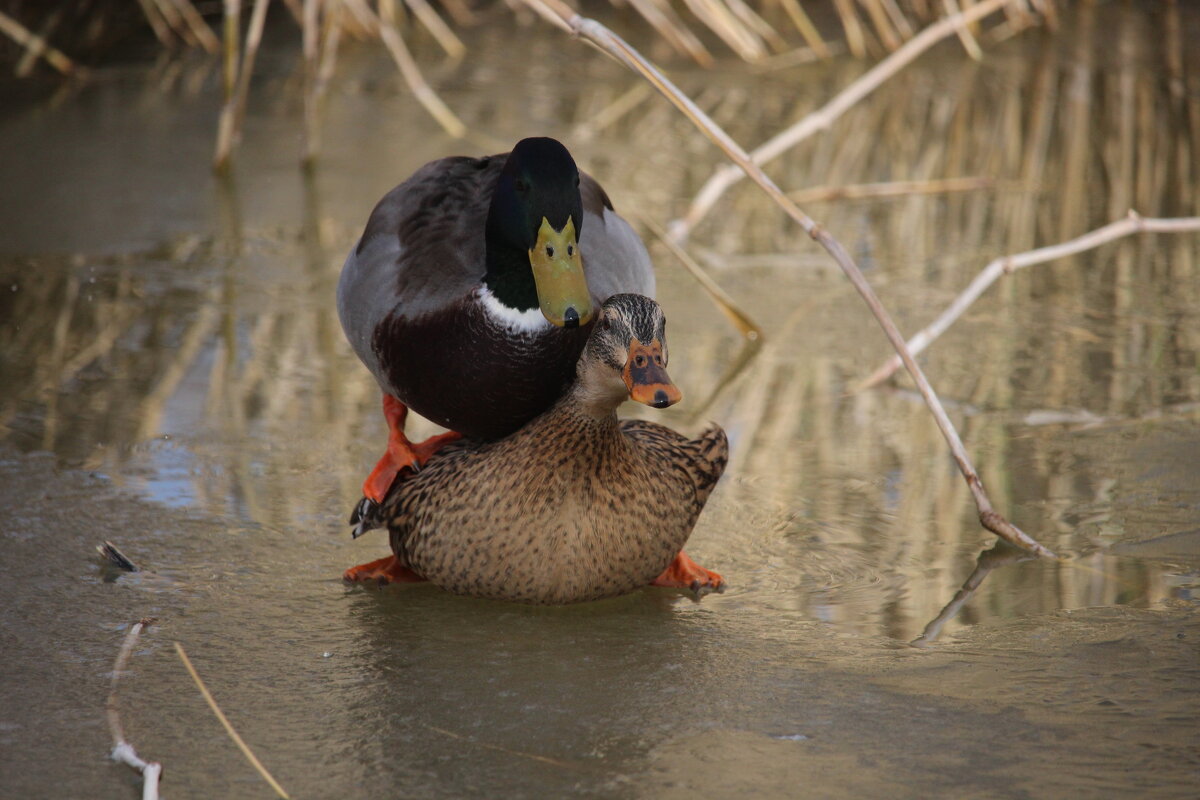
[369, 294, 728, 604]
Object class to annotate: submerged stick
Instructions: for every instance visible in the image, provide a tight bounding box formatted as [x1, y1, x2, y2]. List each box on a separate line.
[856, 211, 1200, 391]
[546, 9, 1054, 558]
[107, 619, 162, 800]
[175, 642, 292, 799]
[669, 0, 1025, 244]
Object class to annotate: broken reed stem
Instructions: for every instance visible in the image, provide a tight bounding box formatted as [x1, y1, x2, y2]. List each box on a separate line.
[175, 642, 292, 799]
[670, 0, 1024, 244]
[0, 8, 80, 76]
[856, 212, 1200, 391]
[107, 619, 162, 800]
[554, 10, 1055, 558]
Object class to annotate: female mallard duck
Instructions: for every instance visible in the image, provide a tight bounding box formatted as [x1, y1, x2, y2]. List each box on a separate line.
[343, 294, 728, 604]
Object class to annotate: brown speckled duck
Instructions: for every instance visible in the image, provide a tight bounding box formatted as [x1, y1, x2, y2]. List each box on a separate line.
[343, 294, 728, 604]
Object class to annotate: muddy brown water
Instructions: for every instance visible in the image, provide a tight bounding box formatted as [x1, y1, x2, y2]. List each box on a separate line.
[2, 5, 1199, 798]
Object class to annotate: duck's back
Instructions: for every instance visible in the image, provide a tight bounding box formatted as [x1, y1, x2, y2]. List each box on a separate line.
[380, 416, 727, 604]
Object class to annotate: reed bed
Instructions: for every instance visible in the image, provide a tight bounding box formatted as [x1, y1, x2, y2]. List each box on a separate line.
[6, 0, 1053, 168]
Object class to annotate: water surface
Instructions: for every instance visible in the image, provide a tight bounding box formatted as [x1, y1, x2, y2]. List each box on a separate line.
[1, 5, 1198, 797]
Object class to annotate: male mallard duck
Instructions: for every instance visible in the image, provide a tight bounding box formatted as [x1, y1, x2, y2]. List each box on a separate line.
[343, 294, 728, 604]
[339, 138, 722, 587]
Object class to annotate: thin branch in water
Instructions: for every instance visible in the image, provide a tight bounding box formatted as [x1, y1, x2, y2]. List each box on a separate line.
[856, 211, 1200, 391]
[669, 0, 1030, 244]
[107, 619, 162, 800]
[175, 642, 292, 799]
[542, 5, 1055, 558]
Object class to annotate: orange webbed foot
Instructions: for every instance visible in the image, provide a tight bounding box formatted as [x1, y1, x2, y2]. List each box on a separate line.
[352, 395, 463, 537]
[343, 555, 427, 585]
[651, 551, 725, 595]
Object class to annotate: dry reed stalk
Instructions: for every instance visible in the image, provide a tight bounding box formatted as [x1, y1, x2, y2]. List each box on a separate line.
[137, 0, 176, 48]
[774, 0, 830, 57]
[168, 0, 221, 52]
[681, 0, 765, 61]
[368, 0, 467, 139]
[542, 6, 1056, 558]
[626, 0, 714, 67]
[861, 0, 902, 51]
[832, 0, 869, 57]
[14, 7, 64, 76]
[787, 175, 996, 203]
[214, 0, 272, 171]
[670, 0, 1026, 245]
[175, 642, 292, 799]
[942, 0, 982, 59]
[107, 619, 162, 800]
[302, 0, 322, 163]
[0, 8, 80, 76]
[641, 216, 763, 341]
[571, 81, 654, 139]
[856, 212, 1200, 391]
[402, 0, 466, 59]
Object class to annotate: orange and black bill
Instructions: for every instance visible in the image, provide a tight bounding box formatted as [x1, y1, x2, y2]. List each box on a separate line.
[623, 339, 681, 409]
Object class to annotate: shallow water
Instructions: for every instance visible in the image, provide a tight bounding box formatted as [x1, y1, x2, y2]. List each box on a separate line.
[2, 4, 1199, 797]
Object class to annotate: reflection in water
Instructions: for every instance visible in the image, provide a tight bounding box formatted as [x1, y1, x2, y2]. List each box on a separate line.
[911, 541, 1036, 647]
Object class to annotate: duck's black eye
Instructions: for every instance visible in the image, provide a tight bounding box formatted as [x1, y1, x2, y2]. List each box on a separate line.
[545, 245, 555, 258]
[635, 355, 647, 367]
[515, 178, 529, 193]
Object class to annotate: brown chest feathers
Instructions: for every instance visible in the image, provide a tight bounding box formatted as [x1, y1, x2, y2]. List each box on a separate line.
[381, 408, 728, 604]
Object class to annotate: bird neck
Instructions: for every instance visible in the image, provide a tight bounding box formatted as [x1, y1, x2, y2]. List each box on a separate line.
[483, 240, 539, 312]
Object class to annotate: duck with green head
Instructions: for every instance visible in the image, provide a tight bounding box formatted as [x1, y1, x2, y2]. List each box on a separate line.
[337, 137, 721, 589]
[344, 294, 729, 603]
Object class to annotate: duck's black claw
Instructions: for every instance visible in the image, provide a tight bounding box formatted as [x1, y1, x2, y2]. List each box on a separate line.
[349, 497, 378, 539]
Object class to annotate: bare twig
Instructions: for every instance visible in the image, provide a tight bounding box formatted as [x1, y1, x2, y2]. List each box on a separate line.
[107, 619, 162, 800]
[857, 212, 1200, 391]
[669, 0, 1027, 244]
[544, 8, 1055, 558]
[175, 642, 292, 799]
